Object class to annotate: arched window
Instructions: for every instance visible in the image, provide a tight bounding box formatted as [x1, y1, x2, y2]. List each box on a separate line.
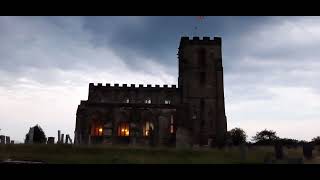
[170, 115, 174, 134]
[117, 122, 129, 136]
[145, 98, 151, 104]
[164, 99, 171, 104]
[125, 98, 130, 103]
[143, 121, 154, 136]
[91, 125, 103, 136]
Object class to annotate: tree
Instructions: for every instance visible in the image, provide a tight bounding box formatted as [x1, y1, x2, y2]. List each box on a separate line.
[252, 129, 279, 145]
[311, 136, 320, 145]
[25, 125, 47, 144]
[227, 128, 247, 146]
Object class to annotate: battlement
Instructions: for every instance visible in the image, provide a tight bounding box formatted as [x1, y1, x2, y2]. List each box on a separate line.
[180, 36, 221, 46]
[89, 83, 178, 89]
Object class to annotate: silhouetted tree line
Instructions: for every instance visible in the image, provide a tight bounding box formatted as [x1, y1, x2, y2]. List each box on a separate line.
[226, 128, 319, 147]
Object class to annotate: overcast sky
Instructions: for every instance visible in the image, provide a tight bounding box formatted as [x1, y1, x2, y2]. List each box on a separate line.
[1, 16, 320, 143]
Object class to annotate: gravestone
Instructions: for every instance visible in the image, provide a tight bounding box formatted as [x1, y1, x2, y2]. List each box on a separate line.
[67, 135, 72, 144]
[303, 143, 314, 159]
[61, 134, 64, 144]
[65, 135, 69, 144]
[47, 137, 55, 144]
[274, 143, 284, 160]
[239, 144, 248, 161]
[5, 136, 10, 144]
[58, 130, 61, 143]
[0, 135, 5, 144]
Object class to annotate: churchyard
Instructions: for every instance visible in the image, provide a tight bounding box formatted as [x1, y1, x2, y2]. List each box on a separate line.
[0, 144, 319, 164]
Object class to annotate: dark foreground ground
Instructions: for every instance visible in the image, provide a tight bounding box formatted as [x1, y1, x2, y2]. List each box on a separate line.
[0, 144, 319, 164]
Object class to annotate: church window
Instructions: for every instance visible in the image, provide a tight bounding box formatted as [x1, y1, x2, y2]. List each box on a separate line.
[117, 122, 129, 136]
[170, 115, 174, 134]
[91, 126, 103, 136]
[143, 121, 154, 136]
[145, 98, 151, 104]
[125, 98, 130, 103]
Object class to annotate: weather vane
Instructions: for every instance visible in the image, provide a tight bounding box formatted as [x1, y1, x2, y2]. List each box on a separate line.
[194, 16, 205, 36]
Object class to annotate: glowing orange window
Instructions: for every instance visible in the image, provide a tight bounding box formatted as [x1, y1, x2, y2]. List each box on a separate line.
[91, 126, 103, 136]
[118, 122, 129, 136]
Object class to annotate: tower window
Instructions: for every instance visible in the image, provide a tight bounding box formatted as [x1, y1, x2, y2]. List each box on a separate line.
[170, 115, 174, 134]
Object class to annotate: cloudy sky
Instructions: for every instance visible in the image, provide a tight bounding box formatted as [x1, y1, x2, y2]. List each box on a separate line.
[1, 16, 320, 143]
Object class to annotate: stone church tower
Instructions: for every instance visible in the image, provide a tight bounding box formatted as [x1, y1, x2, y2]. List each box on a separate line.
[74, 36, 227, 147]
[178, 37, 227, 146]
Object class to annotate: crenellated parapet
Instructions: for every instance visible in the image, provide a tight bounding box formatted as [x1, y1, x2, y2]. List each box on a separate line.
[88, 83, 180, 104]
[179, 36, 221, 47]
[89, 83, 178, 89]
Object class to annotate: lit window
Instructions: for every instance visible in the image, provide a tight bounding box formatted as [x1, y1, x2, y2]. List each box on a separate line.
[125, 98, 130, 103]
[143, 121, 154, 136]
[91, 126, 103, 136]
[170, 115, 174, 134]
[117, 122, 129, 136]
[145, 98, 151, 104]
[165, 100, 171, 104]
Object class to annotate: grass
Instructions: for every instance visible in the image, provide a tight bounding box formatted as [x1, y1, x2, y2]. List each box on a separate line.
[0, 144, 319, 164]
